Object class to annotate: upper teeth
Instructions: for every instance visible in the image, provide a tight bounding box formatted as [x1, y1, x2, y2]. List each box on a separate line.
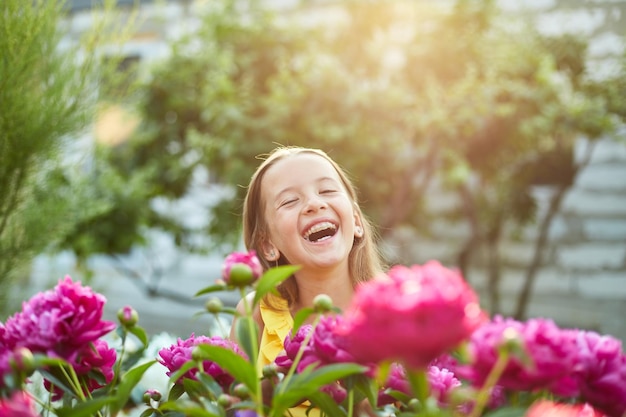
[303, 222, 336, 240]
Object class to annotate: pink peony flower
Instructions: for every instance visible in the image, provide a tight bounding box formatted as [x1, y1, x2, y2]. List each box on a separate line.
[73, 339, 117, 387]
[158, 334, 247, 391]
[428, 365, 462, 404]
[274, 317, 367, 404]
[275, 315, 375, 376]
[461, 316, 581, 393]
[314, 315, 359, 365]
[525, 400, 606, 417]
[377, 363, 461, 407]
[1, 276, 116, 362]
[321, 382, 347, 404]
[0, 349, 11, 387]
[566, 330, 626, 417]
[222, 250, 263, 286]
[377, 363, 411, 406]
[43, 339, 117, 401]
[0, 391, 39, 417]
[338, 261, 487, 369]
[274, 324, 315, 372]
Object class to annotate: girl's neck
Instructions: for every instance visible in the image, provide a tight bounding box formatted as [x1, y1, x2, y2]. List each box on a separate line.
[291, 267, 355, 314]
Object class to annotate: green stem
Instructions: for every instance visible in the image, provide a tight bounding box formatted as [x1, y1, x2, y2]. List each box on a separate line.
[240, 288, 263, 416]
[468, 350, 509, 417]
[213, 313, 229, 337]
[111, 330, 127, 393]
[406, 368, 429, 408]
[347, 386, 354, 417]
[60, 363, 86, 401]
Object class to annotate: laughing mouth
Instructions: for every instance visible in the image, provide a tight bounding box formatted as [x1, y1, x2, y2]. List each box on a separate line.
[303, 222, 337, 242]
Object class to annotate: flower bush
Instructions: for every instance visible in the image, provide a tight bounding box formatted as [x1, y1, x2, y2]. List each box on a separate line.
[1, 250, 625, 417]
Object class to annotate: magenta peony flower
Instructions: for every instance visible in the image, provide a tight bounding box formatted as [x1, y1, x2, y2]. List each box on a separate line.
[43, 339, 117, 401]
[273, 318, 361, 405]
[566, 330, 626, 417]
[74, 339, 116, 386]
[338, 261, 486, 369]
[377, 363, 411, 406]
[1, 276, 116, 362]
[0, 391, 39, 417]
[377, 363, 461, 407]
[158, 333, 247, 391]
[275, 315, 375, 377]
[0, 349, 11, 387]
[461, 316, 579, 392]
[314, 315, 358, 365]
[321, 382, 347, 404]
[525, 400, 606, 417]
[274, 324, 319, 373]
[428, 365, 462, 404]
[222, 250, 263, 286]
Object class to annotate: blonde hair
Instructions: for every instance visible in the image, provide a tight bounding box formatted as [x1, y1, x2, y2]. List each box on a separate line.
[242, 146, 385, 309]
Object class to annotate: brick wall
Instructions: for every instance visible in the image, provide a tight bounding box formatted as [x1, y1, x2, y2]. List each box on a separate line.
[386, 0, 626, 342]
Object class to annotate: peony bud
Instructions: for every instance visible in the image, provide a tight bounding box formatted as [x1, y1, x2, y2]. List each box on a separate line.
[117, 305, 139, 328]
[499, 327, 532, 368]
[191, 345, 204, 362]
[222, 250, 263, 287]
[262, 363, 279, 378]
[205, 297, 223, 314]
[226, 264, 255, 286]
[143, 389, 162, 405]
[10, 347, 35, 375]
[313, 294, 333, 313]
[218, 394, 233, 407]
[232, 383, 250, 400]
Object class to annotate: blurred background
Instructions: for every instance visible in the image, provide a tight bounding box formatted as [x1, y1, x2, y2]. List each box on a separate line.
[2, 0, 626, 344]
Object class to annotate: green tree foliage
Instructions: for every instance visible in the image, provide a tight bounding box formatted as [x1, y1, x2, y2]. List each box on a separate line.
[0, 0, 132, 315]
[65, 0, 625, 313]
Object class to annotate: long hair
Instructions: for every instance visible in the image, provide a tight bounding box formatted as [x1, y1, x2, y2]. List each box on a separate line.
[242, 146, 386, 309]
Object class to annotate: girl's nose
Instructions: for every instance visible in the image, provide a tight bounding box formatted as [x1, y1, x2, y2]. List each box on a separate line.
[303, 195, 327, 213]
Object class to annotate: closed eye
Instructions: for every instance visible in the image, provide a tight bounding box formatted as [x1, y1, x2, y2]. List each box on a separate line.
[279, 198, 297, 207]
[320, 189, 337, 194]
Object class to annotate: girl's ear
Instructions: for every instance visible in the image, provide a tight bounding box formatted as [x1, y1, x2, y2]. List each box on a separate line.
[354, 212, 364, 238]
[262, 241, 279, 262]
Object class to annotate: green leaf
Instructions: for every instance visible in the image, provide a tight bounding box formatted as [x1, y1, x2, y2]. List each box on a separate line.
[197, 372, 225, 399]
[159, 399, 224, 417]
[34, 356, 70, 368]
[346, 373, 378, 409]
[253, 265, 300, 306]
[308, 391, 347, 417]
[291, 307, 314, 337]
[483, 407, 527, 417]
[169, 361, 198, 386]
[38, 369, 80, 400]
[192, 344, 258, 395]
[183, 377, 213, 402]
[55, 397, 116, 417]
[168, 383, 186, 401]
[195, 284, 228, 297]
[129, 325, 149, 347]
[272, 363, 367, 415]
[111, 360, 157, 415]
[235, 316, 258, 363]
[140, 408, 157, 417]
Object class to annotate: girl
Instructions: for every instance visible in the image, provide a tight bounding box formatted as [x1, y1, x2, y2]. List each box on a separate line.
[230, 146, 385, 414]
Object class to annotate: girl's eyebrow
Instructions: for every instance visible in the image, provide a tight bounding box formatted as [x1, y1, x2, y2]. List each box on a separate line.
[274, 177, 339, 200]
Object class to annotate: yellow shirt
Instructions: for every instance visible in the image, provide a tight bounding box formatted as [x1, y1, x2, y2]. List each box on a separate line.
[258, 296, 320, 417]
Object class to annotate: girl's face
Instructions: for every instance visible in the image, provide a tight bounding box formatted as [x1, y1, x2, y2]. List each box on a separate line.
[261, 153, 362, 271]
